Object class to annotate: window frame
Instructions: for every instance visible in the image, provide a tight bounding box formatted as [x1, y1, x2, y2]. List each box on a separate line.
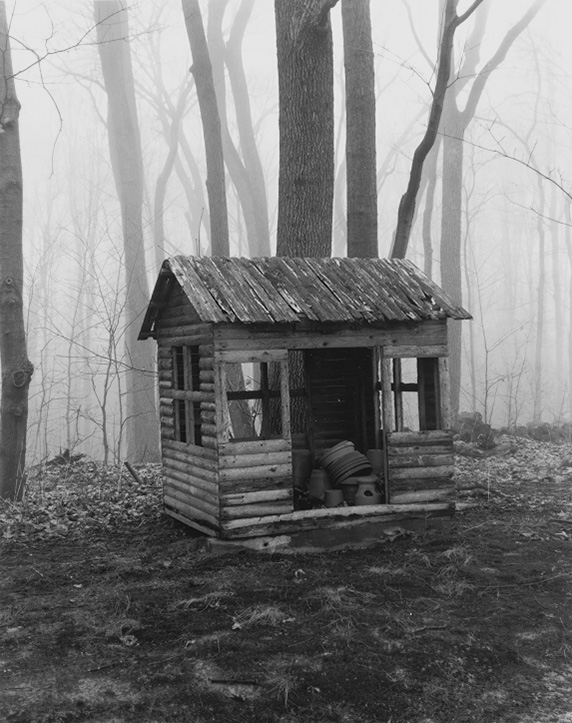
[172, 345, 203, 446]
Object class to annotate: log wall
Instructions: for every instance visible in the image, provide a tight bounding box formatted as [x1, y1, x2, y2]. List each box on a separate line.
[151, 298, 456, 537]
[156, 291, 220, 534]
[386, 430, 455, 504]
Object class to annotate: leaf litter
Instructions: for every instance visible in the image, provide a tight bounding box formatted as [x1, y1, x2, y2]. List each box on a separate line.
[0, 437, 571, 722]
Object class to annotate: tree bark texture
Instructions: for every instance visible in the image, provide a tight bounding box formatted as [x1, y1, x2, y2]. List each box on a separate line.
[95, 1, 159, 463]
[275, 0, 339, 257]
[342, 0, 377, 258]
[0, 1, 33, 500]
[182, 0, 230, 256]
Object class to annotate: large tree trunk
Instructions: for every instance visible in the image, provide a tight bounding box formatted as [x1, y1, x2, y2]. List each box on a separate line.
[274, 0, 339, 257]
[0, 2, 33, 500]
[95, 1, 159, 464]
[182, 0, 229, 256]
[342, 0, 377, 258]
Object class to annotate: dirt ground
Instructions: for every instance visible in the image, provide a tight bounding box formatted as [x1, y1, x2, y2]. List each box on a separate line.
[1, 439, 572, 723]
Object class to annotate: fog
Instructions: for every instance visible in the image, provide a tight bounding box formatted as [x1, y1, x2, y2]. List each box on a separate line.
[4, 0, 571, 462]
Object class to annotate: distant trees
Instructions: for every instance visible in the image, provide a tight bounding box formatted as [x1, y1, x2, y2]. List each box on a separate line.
[438, 0, 545, 418]
[0, 1, 33, 500]
[390, 0, 486, 259]
[182, 0, 230, 256]
[94, 1, 159, 463]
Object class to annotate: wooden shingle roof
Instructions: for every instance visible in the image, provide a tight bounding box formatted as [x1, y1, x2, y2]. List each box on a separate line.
[139, 256, 471, 338]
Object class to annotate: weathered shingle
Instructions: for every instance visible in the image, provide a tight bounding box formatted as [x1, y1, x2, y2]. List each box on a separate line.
[139, 256, 471, 337]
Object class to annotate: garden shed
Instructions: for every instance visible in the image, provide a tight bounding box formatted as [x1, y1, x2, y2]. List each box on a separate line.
[139, 256, 471, 539]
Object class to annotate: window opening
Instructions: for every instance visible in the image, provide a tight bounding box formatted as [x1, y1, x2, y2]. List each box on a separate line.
[172, 345, 202, 446]
[225, 361, 283, 441]
[384, 357, 440, 432]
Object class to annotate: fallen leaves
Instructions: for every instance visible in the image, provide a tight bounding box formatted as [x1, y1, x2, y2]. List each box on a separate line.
[0, 459, 163, 542]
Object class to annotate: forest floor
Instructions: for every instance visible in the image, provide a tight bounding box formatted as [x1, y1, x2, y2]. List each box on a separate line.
[1, 439, 572, 723]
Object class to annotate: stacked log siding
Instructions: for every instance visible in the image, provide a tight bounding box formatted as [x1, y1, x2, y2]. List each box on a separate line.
[139, 256, 471, 538]
[387, 430, 455, 505]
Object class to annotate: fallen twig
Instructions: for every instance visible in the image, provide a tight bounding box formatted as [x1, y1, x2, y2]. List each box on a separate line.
[124, 461, 143, 485]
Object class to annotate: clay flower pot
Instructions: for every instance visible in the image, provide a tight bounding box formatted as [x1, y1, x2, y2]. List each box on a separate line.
[340, 477, 359, 506]
[354, 476, 382, 506]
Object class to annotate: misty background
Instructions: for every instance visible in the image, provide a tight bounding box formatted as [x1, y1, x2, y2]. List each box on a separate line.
[6, 0, 570, 463]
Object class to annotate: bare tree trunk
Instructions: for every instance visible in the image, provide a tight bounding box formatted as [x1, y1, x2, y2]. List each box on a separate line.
[342, 0, 377, 258]
[274, 0, 339, 257]
[438, 0, 545, 419]
[420, 141, 440, 278]
[550, 187, 563, 397]
[390, 0, 486, 259]
[0, 2, 33, 500]
[533, 177, 546, 423]
[225, 0, 271, 256]
[182, 0, 229, 256]
[153, 80, 192, 264]
[565, 217, 572, 426]
[95, 1, 159, 463]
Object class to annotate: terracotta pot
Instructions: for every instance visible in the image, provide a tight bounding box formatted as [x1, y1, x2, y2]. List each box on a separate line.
[340, 477, 359, 506]
[324, 489, 345, 508]
[354, 476, 382, 506]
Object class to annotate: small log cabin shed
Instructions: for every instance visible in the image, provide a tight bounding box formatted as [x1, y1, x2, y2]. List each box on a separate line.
[139, 256, 471, 539]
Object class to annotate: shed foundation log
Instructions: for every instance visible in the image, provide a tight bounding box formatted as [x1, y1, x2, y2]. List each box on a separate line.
[220, 502, 453, 538]
[390, 488, 455, 503]
[388, 454, 454, 468]
[389, 466, 453, 480]
[165, 506, 218, 536]
[221, 502, 294, 520]
[164, 494, 219, 529]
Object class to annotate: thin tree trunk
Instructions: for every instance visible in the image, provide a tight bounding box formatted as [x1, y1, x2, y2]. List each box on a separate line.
[0, 2, 33, 500]
[391, 0, 487, 258]
[550, 187, 562, 395]
[342, 0, 377, 258]
[533, 177, 546, 423]
[274, 0, 339, 257]
[153, 80, 192, 264]
[95, 1, 159, 463]
[207, 0, 269, 258]
[438, 0, 544, 419]
[182, 0, 229, 256]
[225, 0, 271, 256]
